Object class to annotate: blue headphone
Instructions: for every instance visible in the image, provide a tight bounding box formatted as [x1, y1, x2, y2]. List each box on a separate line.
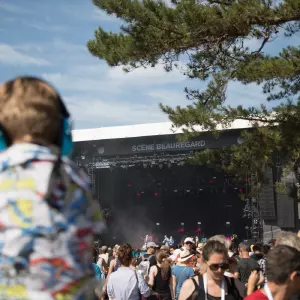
[0, 95, 73, 157]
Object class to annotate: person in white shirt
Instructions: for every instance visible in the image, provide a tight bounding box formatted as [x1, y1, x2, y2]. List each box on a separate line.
[107, 243, 151, 300]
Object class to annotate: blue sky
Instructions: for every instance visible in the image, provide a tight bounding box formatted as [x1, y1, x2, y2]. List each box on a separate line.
[0, 1, 296, 129]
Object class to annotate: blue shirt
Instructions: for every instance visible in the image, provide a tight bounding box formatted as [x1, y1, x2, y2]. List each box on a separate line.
[93, 263, 102, 279]
[172, 265, 194, 297]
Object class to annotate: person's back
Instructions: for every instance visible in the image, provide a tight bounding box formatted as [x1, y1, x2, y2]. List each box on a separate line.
[108, 267, 143, 299]
[172, 264, 194, 297]
[0, 77, 104, 299]
[237, 243, 259, 285]
[237, 257, 259, 284]
[153, 265, 172, 295]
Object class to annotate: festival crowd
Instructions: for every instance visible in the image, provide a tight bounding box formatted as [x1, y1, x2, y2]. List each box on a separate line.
[94, 232, 300, 300]
[0, 76, 299, 300]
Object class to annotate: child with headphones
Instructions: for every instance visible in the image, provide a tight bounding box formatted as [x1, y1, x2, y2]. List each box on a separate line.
[0, 76, 104, 299]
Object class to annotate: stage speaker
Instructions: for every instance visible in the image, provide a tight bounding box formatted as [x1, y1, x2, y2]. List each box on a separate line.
[259, 168, 276, 219]
[277, 192, 295, 228]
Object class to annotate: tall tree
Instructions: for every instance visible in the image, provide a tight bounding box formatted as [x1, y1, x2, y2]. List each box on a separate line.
[88, 0, 300, 196]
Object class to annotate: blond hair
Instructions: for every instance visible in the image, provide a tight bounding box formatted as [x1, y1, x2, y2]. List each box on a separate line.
[276, 231, 300, 251]
[0, 76, 61, 146]
[209, 235, 232, 250]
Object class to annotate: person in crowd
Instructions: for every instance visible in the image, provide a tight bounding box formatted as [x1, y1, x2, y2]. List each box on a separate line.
[161, 245, 170, 254]
[209, 235, 232, 251]
[107, 243, 151, 300]
[98, 245, 109, 265]
[268, 239, 276, 249]
[245, 245, 300, 300]
[179, 240, 244, 300]
[172, 250, 195, 299]
[275, 231, 300, 251]
[172, 237, 195, 263]
[236, 243, 259, 285]
[100, 245, 121, 300]
[170, 246, 177, 256]
[0, 76, 104, 299]
[148, 250, 174, 300]
[107, 245, 121, 278]
[97, 246, 109, 278]
[93, 246, 103, 280]
[251, 244, 266, 282]
[262, 244, 271, 257]
[209, 235, 237, 277]
[137, 241, 158, 274]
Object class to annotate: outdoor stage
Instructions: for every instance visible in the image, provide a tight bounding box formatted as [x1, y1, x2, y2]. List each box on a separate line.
[72, 121, 297, 244]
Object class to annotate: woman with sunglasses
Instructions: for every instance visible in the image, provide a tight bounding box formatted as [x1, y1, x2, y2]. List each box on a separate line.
[178, 241, 244, 300]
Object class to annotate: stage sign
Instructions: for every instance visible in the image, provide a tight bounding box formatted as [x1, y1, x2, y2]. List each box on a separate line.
[132, 140, 206, 153]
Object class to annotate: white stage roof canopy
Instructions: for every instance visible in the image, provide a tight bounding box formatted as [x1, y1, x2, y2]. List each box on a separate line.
[72, 120, 254, 142]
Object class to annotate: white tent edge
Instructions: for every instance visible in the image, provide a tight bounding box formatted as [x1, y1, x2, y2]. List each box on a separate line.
[72, 119, 254, 142]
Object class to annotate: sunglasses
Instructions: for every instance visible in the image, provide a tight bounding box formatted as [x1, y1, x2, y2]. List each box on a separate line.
[208, 263, 230, 271]
[186, 242, 193, 245]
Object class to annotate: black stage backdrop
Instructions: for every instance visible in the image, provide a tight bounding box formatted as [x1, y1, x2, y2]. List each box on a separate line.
[95, 164, 251, 246]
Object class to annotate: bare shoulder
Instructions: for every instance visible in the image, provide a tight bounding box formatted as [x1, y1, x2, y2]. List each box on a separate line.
[179, 277, 197, 300]
[150, 265, 158, 274]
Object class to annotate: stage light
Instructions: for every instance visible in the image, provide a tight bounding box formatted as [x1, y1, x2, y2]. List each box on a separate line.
[137, 193, 141, 197]
[156, 223, 160, 226]
[209, 180, 213, 184]
[186, 189, 190, 193]
[174, 189, 178, 193]
[197, 222, 201, 225]
[239, 188, 243, 193]
[127, 184, 132, 187]
[81, 155, 85, 160]
[154, 192, 159, 197]
[181, 222, 184, 226]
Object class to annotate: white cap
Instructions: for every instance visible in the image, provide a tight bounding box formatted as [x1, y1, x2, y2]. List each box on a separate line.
[184, 237, 195, 244]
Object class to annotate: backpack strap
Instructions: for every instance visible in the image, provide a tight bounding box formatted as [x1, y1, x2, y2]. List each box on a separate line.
[188, 275, 206, 300]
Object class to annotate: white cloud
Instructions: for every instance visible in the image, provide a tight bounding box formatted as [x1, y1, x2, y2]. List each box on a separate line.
[227, 81, 266, 107]
[66, 96, 167, 128]
[146, 89, 188, 106]
[26, 23, 68, 32]
[52, 38, 86, 53]
[0, 44, 50, 66]
[43, 62, 187, 94]
[41, 72, 116, 93]
[106, 64, 186, 86]
[92, 8, 119, 22]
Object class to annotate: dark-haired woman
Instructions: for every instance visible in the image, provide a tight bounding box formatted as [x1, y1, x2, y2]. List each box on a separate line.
[148, 250, 174, 300]
[179, 241, 244, 300]
[107, 243, 151, 300]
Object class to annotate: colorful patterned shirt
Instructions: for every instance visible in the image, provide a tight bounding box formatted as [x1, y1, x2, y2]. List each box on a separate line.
[0, 143, 105, 299]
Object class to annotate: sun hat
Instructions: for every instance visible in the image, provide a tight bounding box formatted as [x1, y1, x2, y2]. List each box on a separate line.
[177, 250, 193, 262]
[184, 237, 195, 244]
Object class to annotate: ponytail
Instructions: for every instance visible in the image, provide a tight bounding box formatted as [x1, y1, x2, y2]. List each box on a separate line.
[156, 250, 171, 280]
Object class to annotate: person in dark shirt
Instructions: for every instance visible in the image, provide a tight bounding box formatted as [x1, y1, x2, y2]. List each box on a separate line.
[236, 243, 259, 285]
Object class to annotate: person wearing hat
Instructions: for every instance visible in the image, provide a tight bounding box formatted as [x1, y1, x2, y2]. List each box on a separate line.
[137, 241, 159, 273]
[172, 250, 195, 299]
[171, 237, 195, 263]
